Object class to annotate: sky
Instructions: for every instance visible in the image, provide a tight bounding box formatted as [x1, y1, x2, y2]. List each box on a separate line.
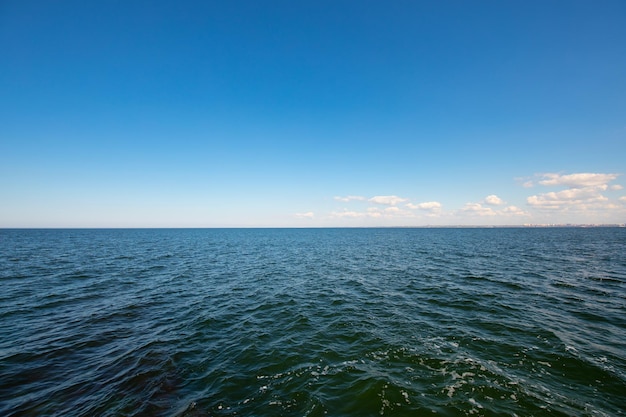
[1, 0, 625, 227]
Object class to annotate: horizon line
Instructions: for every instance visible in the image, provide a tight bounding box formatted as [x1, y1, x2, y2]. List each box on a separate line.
[1, 224, 625, 230]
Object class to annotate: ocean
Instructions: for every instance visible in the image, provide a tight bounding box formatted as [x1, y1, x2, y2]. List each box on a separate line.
[1, 228, 625, 416]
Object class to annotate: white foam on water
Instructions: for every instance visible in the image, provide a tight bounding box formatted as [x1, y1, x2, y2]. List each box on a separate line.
[401, 390, 410, 404]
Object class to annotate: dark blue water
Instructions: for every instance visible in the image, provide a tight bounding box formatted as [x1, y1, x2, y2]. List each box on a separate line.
[1, 228, 625, 416]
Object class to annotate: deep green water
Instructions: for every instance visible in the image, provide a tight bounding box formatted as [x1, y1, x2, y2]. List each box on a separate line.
[1, 228, 625, 416]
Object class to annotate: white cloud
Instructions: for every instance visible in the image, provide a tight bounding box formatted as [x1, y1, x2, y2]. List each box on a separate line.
[322, 173, 624, 225]
[462, 203, 497, 216]
[294, 212, 314, 219]
[484, 195, 504, 205]
[538, 172, 619, 188]
[461, 202, 528, 218]
[368, 195, 407, 205]
[366, 206, 415, 218]
[331, 204, 418, 220]
[515, 177, 534, 188]
[527, 188, 609, 209]
[502, 205, 529, 216]
[525, 172, 623, 215]
[330, 210, 370, 218]
[406, 201, 442, 210]
[331, 207, 410, 219]
[405, 201, 442, 217]
[334, 195, 366, 202]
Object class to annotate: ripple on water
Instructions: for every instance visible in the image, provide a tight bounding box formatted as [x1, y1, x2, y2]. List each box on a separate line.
[0, 228, 625, 416]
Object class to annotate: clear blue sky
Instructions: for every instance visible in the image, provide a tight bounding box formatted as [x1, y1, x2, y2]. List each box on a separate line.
[1, 0, 625, 227]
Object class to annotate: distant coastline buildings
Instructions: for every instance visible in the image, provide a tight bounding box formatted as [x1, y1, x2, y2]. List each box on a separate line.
[522, 223, 626, 228]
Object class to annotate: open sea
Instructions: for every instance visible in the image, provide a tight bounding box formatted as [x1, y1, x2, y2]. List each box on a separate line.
[1, 227, 625, 416]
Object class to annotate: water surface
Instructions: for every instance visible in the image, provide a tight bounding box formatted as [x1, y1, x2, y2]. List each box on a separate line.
[1, 228, 625, 416]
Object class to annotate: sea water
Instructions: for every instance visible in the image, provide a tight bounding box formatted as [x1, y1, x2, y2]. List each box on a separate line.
[1, 228, 625, 416]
